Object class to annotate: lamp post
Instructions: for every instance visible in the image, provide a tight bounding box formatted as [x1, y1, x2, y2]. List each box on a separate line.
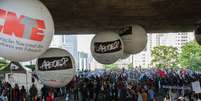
[132, 55, 134, 68]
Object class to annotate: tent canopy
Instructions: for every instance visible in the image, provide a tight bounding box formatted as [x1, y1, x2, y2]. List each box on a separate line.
[0, 62, 28, 74]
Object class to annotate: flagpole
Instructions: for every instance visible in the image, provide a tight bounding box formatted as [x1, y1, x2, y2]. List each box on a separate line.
[10, 62, 13, 74]
[26, 71, 28, 92]
[132, 55, 134, 68]
[10, 62, 13, 86]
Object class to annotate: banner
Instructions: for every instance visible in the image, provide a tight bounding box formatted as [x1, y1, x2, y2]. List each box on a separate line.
[37, 56, 73, 71]
[192, 81, 201, 93]
[162, 85, 191, 90]
[94, 39, 122, 54]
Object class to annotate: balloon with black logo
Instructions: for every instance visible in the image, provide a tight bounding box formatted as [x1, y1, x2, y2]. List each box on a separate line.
[195, 24, 201, 45]
[36, 48, 75, 88]
[0, 0, 54, 61]
[91, 31, 124, 64]
[119, 25, 147, 54]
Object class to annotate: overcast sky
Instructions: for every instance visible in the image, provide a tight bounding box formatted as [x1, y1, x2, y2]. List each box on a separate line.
[77, 35, 95, 54]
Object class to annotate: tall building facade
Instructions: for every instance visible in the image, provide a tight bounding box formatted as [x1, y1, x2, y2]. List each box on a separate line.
[77, 52, 90, 71]
[132, 32, 194, 68]
[51, 35, 78, 65]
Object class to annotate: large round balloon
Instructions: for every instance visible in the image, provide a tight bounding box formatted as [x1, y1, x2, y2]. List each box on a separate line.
[195, 24, 201, 45]
[0, 0, 54, 61]
[119, 25, 147, 54]
[120, 53, 130, 59]
[91, 31, 124, 64]
[36, 48, 75, 88]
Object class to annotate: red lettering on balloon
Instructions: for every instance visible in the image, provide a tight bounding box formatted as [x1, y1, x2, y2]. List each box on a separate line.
[0, 9, 6, 32]
[3, 11, 24, 38]
[37, 19, 45, 29]
[0, 8, 46, 42]
[31, 20, 45, 41]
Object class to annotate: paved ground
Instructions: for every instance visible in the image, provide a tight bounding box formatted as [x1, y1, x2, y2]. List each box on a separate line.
[55, 97, 66, 101]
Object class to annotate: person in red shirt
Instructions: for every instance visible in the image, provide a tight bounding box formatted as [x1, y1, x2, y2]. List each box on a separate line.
[12, 84, 20, 101]
[46, 88, 54, 101]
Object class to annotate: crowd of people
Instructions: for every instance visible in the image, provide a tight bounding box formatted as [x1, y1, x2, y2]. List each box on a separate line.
[70, 68, 201, 101]
[0, 68, 201, 101]
[0, 82, 31, 101]
[0, 82, 57, 101]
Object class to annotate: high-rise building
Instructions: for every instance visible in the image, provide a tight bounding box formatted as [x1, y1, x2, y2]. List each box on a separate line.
[150, 33, 194, 50]
[132, 32, 194, 68]
[23, 35, 78, 66]
[77, 52, 89, 71]
[51, 35, 78, 63]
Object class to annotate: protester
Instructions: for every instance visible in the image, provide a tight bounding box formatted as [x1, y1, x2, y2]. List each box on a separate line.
[137, 91, 143, 101]
[29, 84, 38, 101]
[46, 88, 54, 101]
[12, 84, 20, 101]
[20, 85, 26, 101]
[0, 85, 8, 101]
[141, 88, 148, 101]
[41, 85, 48, 101]
[148, 86, 155, 101]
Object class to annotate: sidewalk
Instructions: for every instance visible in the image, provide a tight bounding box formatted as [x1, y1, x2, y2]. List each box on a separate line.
[55, 97, 65, 101]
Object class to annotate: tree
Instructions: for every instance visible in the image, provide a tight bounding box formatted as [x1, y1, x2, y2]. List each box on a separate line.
[0, 58, 8, 68]
[151, 45, 179, 69]
[104, 64, 118, 70]
[25, 65, 36, 71]
[0, 58, 7, 64]
[179, 41, 201, 70]
[128, 63, 133, 69]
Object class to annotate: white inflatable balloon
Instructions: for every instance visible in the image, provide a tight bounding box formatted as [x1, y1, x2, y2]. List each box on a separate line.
[119, 25, 147, 54]
[120, 53, 130, 59]
[0, 0, 54, 61]
[195, 24, 201, 45]
[36, 48, 75, 88]
[91, 31, 124, 64]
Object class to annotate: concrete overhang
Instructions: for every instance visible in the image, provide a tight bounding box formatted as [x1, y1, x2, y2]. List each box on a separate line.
[41, 0, 201, 34]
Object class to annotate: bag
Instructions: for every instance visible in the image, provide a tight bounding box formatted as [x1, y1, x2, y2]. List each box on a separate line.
[2, 89, 7, 96]
[101, 85, 104, 91]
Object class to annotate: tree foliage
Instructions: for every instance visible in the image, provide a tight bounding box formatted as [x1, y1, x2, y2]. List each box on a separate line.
[104, 64, 118, 70]
[128, 63, 133, 69]
[179, 41, 201, 70]
[0, 58, 8, 68]
[0, 58, 7, 64]
[25, 65, 36, 71]
[151, 45, 179, 68]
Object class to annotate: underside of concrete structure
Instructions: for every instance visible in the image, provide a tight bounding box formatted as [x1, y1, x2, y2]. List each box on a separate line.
[41, 0, 201, 34]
